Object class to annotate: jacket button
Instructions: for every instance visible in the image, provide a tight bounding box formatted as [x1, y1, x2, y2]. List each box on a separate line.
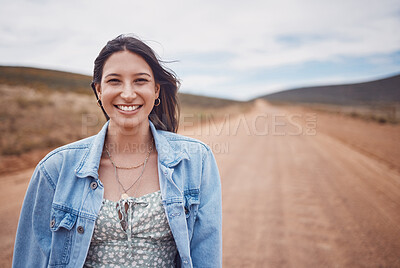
[50, 219, 55, 228]
[90, 181, 98, 190]
[77, 226, 84, 234]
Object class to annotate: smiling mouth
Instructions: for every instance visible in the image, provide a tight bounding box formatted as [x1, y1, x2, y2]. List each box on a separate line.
[115, 105, 142, 112]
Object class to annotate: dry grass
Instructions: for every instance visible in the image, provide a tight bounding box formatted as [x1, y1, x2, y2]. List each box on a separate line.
[179, 101, 252, 127]
[0, 85, 105, 155]
[0, 85, 106, 173]
[0, 84, 248, 174]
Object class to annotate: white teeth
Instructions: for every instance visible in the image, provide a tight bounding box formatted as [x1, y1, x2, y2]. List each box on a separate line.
[117, 105, 140, 111]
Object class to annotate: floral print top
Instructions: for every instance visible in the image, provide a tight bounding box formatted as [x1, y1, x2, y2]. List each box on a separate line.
[84, 190, 177, 268]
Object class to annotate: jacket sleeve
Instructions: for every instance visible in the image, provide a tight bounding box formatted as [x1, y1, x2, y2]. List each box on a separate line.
[190, 147, 222, 267]
[12, 163, 55, 268]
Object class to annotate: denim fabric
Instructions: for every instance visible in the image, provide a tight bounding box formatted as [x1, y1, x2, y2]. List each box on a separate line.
[12, 120, 222, 268]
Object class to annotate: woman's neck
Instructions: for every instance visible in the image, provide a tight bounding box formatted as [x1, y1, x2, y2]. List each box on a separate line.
[105, 120, 153, 155]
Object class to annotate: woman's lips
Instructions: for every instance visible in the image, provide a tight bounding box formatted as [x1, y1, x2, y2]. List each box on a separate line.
[114, 104, 143, 114]
[115, 105, 141, 111]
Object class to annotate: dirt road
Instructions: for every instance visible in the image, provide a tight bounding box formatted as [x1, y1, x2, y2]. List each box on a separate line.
[187, 100, 400, 267]
[1, 100, 400, 267]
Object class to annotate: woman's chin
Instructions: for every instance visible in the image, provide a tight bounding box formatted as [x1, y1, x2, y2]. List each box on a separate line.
[109, 117, 148, 134]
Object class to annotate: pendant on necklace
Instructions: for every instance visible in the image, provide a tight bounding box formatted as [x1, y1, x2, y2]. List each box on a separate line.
[121, 193, 129, 200]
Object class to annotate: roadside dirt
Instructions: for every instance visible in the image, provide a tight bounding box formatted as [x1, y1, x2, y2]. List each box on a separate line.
[1, 100, 399, 267]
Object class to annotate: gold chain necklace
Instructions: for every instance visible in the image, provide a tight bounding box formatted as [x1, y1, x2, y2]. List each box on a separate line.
[104, 140, 153, 169]
[104, 141, 153, 199]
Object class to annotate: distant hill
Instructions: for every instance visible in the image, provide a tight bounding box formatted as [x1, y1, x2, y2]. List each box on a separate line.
[178, 92, 242, 108]
[0, 66, 92, 94]
[0, 65, 242, 107]
[258, 74, 400, 105]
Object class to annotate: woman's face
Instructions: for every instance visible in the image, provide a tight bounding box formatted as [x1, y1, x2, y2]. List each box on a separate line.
[96, 50, 160, 132]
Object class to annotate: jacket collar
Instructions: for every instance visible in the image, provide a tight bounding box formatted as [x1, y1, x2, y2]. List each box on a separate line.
[75, 121, 109, 179]
[149, 120, 190, 168]
[75, 119, 189, 179]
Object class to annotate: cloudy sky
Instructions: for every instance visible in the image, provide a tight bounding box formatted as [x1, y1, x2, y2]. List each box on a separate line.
[1, 0, 399, 100]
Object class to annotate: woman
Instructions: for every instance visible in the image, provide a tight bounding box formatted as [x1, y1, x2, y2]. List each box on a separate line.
[12, 34, 222, 268]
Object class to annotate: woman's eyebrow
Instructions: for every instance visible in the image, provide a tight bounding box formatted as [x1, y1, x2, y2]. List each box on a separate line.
[104, 73, 121, 78]
[104, 72, 152, 78]
[135, 72, 152, 77]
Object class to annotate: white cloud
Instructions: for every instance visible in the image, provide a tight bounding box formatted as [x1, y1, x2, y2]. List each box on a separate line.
[0, 0, 399, 99]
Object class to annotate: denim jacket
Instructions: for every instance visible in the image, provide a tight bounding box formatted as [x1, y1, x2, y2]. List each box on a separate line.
[12, 120, 222, 268]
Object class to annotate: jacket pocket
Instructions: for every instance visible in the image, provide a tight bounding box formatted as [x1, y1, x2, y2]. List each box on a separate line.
[49, 207, 77, 267]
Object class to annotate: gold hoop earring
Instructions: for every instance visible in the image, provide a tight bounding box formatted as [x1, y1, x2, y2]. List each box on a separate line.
[154, 98, 161, 106]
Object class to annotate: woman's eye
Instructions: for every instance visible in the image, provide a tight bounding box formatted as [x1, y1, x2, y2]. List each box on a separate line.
[135, 78, 149, 84]
[107, 79, 120, 84]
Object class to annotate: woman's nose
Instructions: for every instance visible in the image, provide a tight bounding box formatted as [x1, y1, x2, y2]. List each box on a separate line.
[120, 83, 137, 101]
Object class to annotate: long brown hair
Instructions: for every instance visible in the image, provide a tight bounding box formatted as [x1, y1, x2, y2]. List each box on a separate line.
[92, 34, 180, 133]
